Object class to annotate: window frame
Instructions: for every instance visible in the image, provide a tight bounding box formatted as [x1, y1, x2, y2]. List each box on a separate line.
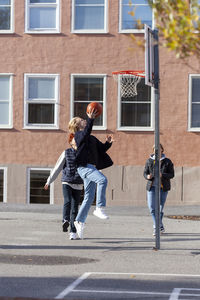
[0, 0, 14, 33]
[25, 0, 60, 34]
[190, 0, 200, 32]
[119, 0, 154, 33]
[0, 167, 7, 203]
[24, 73, 60, 130]
[70, 73, 107, 130]
[117, 75, 154, 131]
[0, 73, 13, 129]
[188, 74, 200, 132]
[71, 0, 108, 34]
[27, 167, 54, 204]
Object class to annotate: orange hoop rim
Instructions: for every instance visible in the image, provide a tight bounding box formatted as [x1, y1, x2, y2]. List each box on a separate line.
[112, 70, 145, 77]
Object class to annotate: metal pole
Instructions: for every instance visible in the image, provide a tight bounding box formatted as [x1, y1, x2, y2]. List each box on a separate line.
[153, 29, 160, 250]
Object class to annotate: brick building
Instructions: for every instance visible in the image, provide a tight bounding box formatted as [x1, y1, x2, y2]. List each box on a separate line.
[0, 0, 200, 206]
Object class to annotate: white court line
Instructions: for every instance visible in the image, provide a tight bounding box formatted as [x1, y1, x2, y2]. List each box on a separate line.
[54, 271, 200, 299]
[89, 272, 200, 278]
[75, 288, 171, 296]
[169, 288, 200, 300]
[54, 272, 91, 299]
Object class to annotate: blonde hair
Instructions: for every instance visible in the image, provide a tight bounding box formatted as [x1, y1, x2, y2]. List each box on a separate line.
[68, 117, 81, 134]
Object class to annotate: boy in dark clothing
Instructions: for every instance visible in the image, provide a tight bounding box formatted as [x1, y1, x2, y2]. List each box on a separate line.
[143, 144, 174, 235]
[44, 134, 83, 240]
[68, 109, 114, 239]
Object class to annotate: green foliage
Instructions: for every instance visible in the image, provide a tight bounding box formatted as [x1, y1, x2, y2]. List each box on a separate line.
[148, 0, 200, 58]
[129, 0, 200, 59]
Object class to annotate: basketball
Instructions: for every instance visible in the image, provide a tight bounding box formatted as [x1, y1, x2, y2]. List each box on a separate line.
[86, 102, 103, 117]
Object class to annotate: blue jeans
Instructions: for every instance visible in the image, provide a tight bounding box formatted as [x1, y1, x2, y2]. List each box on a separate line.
[147, 186, 168, 229]
[62, 184, 81, 233]
[76, 164, 108, 223]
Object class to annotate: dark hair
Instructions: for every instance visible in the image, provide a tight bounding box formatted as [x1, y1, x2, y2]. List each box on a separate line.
[153, 143, 164, 153]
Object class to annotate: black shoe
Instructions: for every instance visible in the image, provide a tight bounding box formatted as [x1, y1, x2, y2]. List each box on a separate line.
[62, 220, 69, 232]
[160, 226, 165, 234]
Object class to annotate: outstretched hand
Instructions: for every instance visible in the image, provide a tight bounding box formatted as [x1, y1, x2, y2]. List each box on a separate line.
[87, 108, 98, 119]
[44, 184, 49, 190]
[106, 134, 114, 143]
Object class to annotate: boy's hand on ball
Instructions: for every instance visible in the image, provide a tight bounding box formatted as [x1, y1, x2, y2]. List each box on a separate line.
[87, 108, 98, 119]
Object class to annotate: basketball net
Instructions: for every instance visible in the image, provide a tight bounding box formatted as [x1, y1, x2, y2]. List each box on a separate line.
[112, 71, 145, 98]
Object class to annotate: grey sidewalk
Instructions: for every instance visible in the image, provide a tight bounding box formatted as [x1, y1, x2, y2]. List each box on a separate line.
[0, 203, 200, 299]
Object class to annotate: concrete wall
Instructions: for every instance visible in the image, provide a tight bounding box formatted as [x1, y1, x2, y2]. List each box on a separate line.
[2, 163, 200, 206]
[104, 166, 183, 206]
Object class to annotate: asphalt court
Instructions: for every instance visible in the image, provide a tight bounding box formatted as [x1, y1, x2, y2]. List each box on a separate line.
[1, 204, 200, 300]
[55, 272, 200, 300]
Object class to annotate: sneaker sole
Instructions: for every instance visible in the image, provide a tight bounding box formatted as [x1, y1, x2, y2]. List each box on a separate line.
[93, 211, 109, 220]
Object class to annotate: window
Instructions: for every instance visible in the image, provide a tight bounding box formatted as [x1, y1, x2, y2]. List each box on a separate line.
[71, 74, 106, 129]
[188, 74, 200, 131]
[24, 74, 59, 129]
[0, 0, 14, 33]
[25, 0, 60, 33]
[0, 74, 13, 128]
[191, 0, 200, 29]
[118, 77, 153, 130]
[72, 0, 108, 33]
[0, 167, 7, 203]
[27, 168, 53, 204]
[119, 0, 153, 33]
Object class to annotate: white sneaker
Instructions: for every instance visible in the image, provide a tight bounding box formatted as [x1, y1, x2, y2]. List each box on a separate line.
[74, 221, 84, 239]
[69, 232, 77, 240]
[93, 207, 109, 220]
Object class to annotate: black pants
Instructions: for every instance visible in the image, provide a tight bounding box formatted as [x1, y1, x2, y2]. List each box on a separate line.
[62, 184, 81, 233]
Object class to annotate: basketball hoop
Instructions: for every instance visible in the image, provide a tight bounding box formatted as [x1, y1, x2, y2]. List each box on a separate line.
[112, 70, 145, 98]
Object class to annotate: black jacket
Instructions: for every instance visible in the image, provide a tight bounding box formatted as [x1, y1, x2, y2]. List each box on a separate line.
[143, 154, 174, 192]
[74, 118, 113, 170]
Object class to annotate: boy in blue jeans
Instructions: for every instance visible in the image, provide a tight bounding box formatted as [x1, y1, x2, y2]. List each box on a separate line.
[68, 108, 114, 239]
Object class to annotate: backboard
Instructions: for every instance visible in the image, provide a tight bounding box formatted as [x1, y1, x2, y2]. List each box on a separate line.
[145, 24, 154, 87]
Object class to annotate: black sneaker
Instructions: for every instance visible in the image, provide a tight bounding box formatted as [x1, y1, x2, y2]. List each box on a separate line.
[160, 227, 165, 234]
[62, 220, 69, 232]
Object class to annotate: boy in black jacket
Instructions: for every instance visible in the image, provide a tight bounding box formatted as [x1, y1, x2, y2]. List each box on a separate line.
[143, 144, 174, 236]
[68, 109, 114, 239]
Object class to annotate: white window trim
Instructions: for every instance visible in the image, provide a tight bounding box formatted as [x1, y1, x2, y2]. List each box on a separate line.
[117, 75, 154, 131]
[0, 73, 13, 129]
[0, 0, 14, 34]
[70, 73, 107, 130]
[24, 73, 60, 130]
[27, 167, 54, 205]
[188, 74, 200, 132]
[0, 167, 7, 203]
[71, 0, 108, 34]
[119, 0, 154, 33]
[25, 0, 61, 34]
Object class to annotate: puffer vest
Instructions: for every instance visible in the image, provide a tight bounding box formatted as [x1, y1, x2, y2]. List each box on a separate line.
[61, 148, 83, 184]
